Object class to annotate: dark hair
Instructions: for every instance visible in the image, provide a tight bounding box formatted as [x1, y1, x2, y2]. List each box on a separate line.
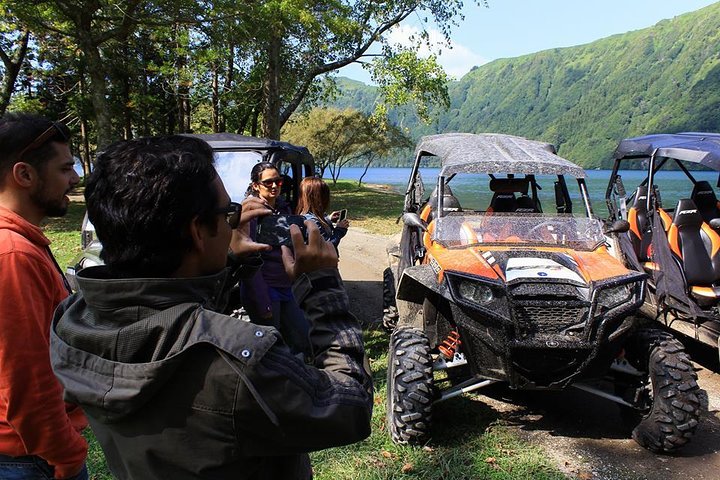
[0, 112, 71, 185]
[245, 161, 279, 197]
[296, 176, 330, 228]
[85, 135, 218, 277]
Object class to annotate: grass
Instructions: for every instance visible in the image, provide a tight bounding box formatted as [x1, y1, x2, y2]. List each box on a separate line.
[42, 200, 87, 269]
[42, 182, 565, 480]
[328, 180, 404, 236]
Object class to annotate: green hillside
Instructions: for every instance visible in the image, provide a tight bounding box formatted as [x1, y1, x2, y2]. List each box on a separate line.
[329, 2, 720, 168]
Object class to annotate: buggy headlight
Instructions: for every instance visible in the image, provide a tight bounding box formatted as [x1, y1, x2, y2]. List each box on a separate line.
[458, 280, 494, 306]
[597, 284, 633, 309]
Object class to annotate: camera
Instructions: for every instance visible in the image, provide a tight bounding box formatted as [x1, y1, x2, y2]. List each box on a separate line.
[256, 215, 308, 247]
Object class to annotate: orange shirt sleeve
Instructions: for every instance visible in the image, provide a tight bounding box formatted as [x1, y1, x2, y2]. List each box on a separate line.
[0, 250, 87, 478]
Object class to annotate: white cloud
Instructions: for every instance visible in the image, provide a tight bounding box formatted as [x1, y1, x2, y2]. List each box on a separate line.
[386, 25, 488, 80]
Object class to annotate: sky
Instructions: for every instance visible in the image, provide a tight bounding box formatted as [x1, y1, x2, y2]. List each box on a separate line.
[338, 0, 719, 84]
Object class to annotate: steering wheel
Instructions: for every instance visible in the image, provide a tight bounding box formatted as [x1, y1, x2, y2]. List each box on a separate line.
[526, 220, 570, 240]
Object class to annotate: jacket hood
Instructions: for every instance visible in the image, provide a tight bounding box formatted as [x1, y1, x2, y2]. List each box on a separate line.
[50, 266, 278, 422]
[0, 206, 50, 248]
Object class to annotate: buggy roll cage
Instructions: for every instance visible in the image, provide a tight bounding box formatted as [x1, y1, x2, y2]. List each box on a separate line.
[404, 133, 593, 219]
[606, 133, 720, 220]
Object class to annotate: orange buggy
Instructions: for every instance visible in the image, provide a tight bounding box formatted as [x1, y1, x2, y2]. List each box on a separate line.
[384, 133, 703, 453]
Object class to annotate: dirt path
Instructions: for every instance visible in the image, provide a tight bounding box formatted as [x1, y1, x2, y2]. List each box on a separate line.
[338, 227, 720, 480]
[337, 227, 396, 325]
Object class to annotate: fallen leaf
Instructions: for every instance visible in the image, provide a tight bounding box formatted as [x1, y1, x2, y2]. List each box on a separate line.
[381, 450, 394, 459]
[401, 463, 414, 473]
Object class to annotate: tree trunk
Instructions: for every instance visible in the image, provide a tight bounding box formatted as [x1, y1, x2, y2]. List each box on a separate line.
[212, 65, 219, 132]
[358, 155, 376, 187]
[0, 30, 30, 116]
[251, 107, 260, 137]
[83, 44, 113, 149]
[220, 44, 234, 133]
[79, 118, 91, 175]
[262, 34, 282, 139]
[121, 69, 132, 140]
[77, 71, 92, 174]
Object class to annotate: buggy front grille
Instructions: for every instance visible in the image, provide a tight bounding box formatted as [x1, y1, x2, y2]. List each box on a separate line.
[513, 303, 588, 336]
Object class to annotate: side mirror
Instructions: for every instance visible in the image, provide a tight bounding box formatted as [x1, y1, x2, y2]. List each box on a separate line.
[604, 219, 630, 234]
[402, 212, 427, 232]
[710, 218, 720, 230]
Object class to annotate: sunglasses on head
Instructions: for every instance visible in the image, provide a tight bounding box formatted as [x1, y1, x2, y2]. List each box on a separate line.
[214, 202, 242, 229]
[259, 177, 283, 188]
[17, 122, 71, 161]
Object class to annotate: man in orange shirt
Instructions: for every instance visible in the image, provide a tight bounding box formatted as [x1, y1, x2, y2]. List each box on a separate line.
[0, 113, 87, 479]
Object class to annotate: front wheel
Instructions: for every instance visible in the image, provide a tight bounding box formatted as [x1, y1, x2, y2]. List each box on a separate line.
[623, 328, 703, 453]
[387, 326, 434, 445]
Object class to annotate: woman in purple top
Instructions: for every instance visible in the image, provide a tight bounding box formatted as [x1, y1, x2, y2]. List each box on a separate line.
[242, 162, 310, 356]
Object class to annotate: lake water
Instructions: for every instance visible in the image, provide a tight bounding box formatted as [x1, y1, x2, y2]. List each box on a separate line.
[336, 167, 720, 217]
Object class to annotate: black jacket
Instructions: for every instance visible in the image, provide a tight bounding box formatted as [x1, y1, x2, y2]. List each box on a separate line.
[50, 264, 373, 480]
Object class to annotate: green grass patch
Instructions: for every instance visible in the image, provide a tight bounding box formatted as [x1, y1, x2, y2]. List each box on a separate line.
[328, 180, 403, 236]
[42, 200, 85, 269]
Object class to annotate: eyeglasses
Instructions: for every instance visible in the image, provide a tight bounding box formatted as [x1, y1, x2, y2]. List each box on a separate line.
[17, 123, 70, 161]
[214, 202, 242, 229]
[259, 177, 283, 188]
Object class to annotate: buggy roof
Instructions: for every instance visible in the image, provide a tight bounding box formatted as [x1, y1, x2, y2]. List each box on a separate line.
[415, 133, 586, 178]
[613, 132, 720, 170]
[183, 133, 313, 163]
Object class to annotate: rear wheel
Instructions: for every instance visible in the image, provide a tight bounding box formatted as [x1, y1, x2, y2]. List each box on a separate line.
[387, 326, 434, 444]
[623, 328, 702, 453]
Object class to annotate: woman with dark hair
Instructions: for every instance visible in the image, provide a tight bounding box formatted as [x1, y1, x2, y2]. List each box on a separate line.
[244, 162, 286, 211]
[243, 162, 310, 356]
[296, 176, 349, 250]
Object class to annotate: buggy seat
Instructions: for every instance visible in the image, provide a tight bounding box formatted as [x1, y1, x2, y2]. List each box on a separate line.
[487, 178, 537, 213]
[667, 198, 720, 305]
[420, 185, 462, 223]
[690, 180, 720, 224]
[627, 186, 652, 262]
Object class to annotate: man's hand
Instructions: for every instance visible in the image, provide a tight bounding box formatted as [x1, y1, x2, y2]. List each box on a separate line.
[281, 220, 338, 281]
[229, 197, 273, 257]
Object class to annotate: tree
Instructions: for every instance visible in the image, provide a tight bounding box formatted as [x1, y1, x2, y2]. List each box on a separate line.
[255, 0, 483, 139]
[282, 107, 412, 185]
[1, 0, 481, 153]
[0, 9, 29, 115]
[7, 0, 146, 148]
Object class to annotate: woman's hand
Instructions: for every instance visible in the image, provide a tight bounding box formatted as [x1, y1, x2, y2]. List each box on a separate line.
[336, 219, 350, 229]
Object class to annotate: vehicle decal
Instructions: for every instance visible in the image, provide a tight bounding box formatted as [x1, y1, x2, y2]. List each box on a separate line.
[481, 250, 496, 265]
[429, 256, 441, 276]
[505, 257, 585, 283]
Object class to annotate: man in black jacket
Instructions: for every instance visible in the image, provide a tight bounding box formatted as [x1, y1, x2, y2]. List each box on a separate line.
[50, 135, 373, 479]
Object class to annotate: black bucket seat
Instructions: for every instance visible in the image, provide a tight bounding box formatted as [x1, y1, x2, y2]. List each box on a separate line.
[690, 180, 720, 224]
[667, 198, 720, 305]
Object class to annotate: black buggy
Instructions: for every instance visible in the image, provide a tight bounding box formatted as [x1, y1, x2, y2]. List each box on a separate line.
[605, 132, 720, 363]
[66, 133, 315, 289]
